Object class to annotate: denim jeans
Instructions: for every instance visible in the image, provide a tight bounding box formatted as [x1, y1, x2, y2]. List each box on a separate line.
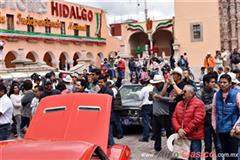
[108, 123, 115, 146]
[189, 140, 202, 160]
[108, 69, 115, 80]
[15, 115, 22, 138]
[204, 114, 222, 160]
[118, 70, 125, 79]
[141, 105, 153, 140]
[0, 125, 11, 140]
[112, 111, 123, 137]
[20, 116, 30, 129]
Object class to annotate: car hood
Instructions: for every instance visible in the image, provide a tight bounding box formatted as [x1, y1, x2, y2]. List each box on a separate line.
[1, 140, 96, 160]
[25, 93, 112, 154]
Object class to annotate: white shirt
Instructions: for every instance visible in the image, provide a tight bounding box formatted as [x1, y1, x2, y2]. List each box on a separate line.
[138, 84, 154, 106]
[112, 87, 118, 98]
[0, 94, 13, 124]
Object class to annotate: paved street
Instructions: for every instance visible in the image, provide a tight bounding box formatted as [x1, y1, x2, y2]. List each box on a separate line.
[116, 134, 172, 160]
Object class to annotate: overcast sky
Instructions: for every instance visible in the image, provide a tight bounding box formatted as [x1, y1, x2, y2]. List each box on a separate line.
[66, 0, 174, 24]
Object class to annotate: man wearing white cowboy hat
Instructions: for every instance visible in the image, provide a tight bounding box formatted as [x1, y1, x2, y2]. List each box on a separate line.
[161, 67, 187, 116]
[149, 74, 174, 152]
[61, 75, 73, 94]
[227, 72, 240, 91]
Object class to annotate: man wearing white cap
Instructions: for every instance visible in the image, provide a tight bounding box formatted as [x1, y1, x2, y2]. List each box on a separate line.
[149, 75, 173, 151]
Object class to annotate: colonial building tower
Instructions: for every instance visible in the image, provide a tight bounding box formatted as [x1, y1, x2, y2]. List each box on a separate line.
[219, 0, 240, 50]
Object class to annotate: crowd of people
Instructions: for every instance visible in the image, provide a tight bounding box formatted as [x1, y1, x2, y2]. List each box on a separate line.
[0, 48, 240, 160]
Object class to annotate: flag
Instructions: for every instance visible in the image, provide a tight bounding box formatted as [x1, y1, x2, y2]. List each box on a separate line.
[95, 12, 102, 37]
[155, 19, 173, 31]
[127, 24, 144, 32]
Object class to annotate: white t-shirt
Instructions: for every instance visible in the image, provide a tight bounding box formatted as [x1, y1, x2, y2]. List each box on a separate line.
[0, 94, 13, 124]
[138, 84, 154, 106]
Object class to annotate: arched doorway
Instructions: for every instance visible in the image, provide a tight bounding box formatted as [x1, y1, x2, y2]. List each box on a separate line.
[152, 29, 173, 57]
[73, 52, 81, 66]
[129, 32, 148, 57]
[26, 51, 39, 62]
[43, 51, 55, 67]
[4, 51, 17, 68]
[59, 52, 70, 70]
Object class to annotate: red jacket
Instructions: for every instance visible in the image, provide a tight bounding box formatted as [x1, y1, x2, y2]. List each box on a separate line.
[172, 96, 206, 140]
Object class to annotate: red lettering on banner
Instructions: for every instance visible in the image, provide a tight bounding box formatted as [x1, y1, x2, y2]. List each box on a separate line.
[51, 1, 58, 16]
[69, 6, 76, 19]
[76, 7, 81, 20]
[81, 8, 87, 21]
[62, 4, 69, 18]
[59, 3, 62, 17]
[51, 1, 94, 22]
[88, 10, 93, 21]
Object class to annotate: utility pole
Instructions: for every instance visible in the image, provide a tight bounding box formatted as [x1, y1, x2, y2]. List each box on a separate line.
[144, 0, 148, 21]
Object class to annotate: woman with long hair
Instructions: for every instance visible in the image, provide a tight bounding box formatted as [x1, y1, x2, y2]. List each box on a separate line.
[9, 84, 23, 138]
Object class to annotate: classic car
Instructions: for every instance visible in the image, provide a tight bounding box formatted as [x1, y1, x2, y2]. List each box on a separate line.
[119, 84, 143, 126]
[1, 93, 131, 160]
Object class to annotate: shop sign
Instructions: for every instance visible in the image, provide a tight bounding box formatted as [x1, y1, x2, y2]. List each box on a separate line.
[0, 13, 5, 24]
[17, 14, 61, 28]
[68, 23, 86, 31]
[0, 0, 47, 14]
[51, 1, 93, 22]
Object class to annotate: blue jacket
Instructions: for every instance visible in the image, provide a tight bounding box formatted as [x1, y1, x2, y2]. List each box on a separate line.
[216, 88, 239, 133]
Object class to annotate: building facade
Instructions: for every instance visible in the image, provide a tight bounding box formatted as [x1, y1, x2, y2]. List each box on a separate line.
[0, 0, 120, 70]
[174, 0, 240, 73]
[174, 0, 221, 72]
[110, 19, 174, 59]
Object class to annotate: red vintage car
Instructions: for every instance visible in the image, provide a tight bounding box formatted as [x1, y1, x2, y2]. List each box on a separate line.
[0, 93, 131, 160]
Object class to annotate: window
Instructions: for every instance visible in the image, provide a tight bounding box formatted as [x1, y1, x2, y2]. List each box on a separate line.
[74, 23, 79, 36]
[86, 25, 90, 37]
[60, 22, 65, 34]
[27, 17, 34, 32]
[190, 23, 203, 42]
[45, 19, 51, 34]
[6, 14, 14, 30]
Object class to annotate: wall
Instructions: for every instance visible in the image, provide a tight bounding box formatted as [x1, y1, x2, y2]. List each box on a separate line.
[0, 0, 120, 69]
[174, 0, 221, 73]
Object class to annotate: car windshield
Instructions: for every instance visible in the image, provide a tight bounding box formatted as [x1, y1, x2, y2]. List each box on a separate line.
[119, 85, 143, 107]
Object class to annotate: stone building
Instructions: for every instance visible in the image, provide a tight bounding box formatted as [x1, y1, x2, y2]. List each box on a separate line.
[219, 0, 240, 51]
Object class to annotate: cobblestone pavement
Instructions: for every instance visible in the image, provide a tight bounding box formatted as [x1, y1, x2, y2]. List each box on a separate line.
[115, 134, 173, 160]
